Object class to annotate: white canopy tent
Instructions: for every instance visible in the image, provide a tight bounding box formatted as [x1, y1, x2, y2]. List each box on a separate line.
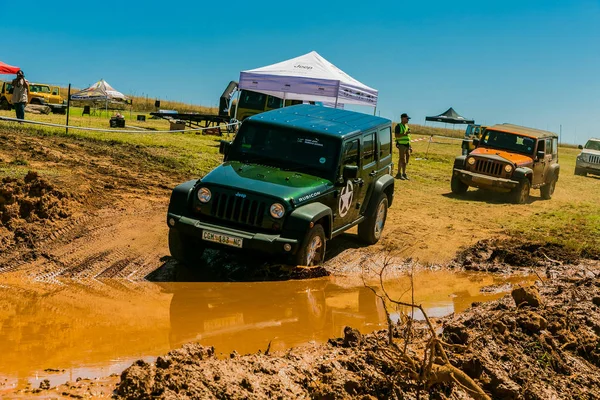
[238, 51, 378, 110]
[71, 79, 128, 102]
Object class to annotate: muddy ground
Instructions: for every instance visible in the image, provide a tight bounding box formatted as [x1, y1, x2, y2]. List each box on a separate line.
[2, 128, 600, 399]
[20, 257, 599, 399]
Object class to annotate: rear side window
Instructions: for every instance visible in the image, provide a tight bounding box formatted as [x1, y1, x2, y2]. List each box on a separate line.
[545, 138, 553, 155]
[378, 127, 391, 158]
[267, 96, 283, 109]
[342, 139, 359, 166]
[239, 91, 266, 111]
[362, 133, 375, 166]
[552, 138, 558, 155]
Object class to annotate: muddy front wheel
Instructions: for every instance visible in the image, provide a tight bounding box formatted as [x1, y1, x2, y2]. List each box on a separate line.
[168, 229, 205, 266]
[451, 175, 468, 194]
[574, 168, 586, 177]
[294, 224, 326, 266]
[511, 179, 530, 204]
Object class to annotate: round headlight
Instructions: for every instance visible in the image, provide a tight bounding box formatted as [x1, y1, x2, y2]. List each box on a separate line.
[504, 164, 513, 173]
[270, 203, 285, 219]
[467, 157, 476, 165]
[197, 187, 211, 203]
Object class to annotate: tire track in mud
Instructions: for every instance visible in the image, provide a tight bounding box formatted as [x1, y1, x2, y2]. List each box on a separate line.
[1, 201, 170, 283]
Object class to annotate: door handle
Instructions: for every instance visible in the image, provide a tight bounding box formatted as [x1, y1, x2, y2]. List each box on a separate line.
[369, 171, 377, 177]
[352, 178, 364, 186]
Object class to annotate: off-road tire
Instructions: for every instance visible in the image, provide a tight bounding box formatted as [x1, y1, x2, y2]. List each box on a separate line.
[574, 168, 586, 177]
[451, 174, 469, 194]
[168, 228, 205, 266]
[540, 174, 557, 200]
[294, 224, 326, 266]
[511, 179, 530, 204]
[0, 97, 10, 110]
[358, 194, 388, 245]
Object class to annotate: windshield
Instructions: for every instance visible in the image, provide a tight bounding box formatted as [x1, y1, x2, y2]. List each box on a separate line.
[584, 140, 600, 151]
[480, 130, 536, 155]
[228, 121, 339, 180]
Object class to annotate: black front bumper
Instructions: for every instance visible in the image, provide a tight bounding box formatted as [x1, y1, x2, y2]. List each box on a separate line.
[167, 213, 300, 255]
[453, 169, 519, 192]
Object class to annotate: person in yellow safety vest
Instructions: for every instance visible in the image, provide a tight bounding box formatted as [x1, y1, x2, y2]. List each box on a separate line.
[394, 113, 412, 180]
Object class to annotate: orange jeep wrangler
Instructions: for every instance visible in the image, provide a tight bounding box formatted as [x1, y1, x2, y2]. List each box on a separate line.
[451, 123, 559, 203]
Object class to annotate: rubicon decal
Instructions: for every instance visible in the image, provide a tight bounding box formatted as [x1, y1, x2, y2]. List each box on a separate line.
[298, 192, 321, 202]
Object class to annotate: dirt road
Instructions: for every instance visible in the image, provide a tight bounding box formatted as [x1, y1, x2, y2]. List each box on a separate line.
[0, 129, 542, 281]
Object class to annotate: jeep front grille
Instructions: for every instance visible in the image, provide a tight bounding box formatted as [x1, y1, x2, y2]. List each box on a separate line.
[210, 192, 266, 228]
[473, 159, 505, 177]
[588, 154, 600, 164]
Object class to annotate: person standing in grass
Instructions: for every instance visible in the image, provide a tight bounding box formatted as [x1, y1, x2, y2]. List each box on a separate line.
[394, 113, 412, 180]
[11, 70, 29, 121]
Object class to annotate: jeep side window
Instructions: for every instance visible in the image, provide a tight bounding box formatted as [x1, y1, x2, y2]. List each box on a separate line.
[537, 140, 545, 154]
[362, 133, 375, 167]
[378, 127, 391, 159]
[267, 96, 283, 109]
[545, 138, 553, 156]
[342, 139, 359, 166]
[239, 91, 267, 111]
[552, 138, 558, 155]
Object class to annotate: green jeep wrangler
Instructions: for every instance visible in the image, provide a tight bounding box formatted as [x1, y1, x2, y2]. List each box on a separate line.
[167, 104, 395, 266]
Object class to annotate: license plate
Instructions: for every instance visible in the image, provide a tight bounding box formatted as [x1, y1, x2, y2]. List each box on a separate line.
[472, 176, 492, 184]
[202, 230, 243, 248]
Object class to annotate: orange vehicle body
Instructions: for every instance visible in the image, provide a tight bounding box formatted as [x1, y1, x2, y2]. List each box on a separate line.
[451, 123, 560, 204]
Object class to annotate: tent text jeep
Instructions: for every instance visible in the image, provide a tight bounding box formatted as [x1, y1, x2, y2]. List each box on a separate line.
[451, 123, 559, 203]
[167, 104, 395, 266]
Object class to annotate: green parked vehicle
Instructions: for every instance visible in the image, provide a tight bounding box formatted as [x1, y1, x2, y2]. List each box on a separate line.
[167, 104, 395, 266]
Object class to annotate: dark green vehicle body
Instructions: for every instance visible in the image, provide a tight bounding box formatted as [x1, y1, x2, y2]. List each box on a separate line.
[167, 104, 395, 265]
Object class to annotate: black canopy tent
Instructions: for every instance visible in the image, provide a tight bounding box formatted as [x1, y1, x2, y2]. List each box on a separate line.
[425, 107, 474, 125]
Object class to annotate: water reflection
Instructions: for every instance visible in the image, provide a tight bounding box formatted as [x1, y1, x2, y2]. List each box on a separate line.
[0, 270, 534, 390]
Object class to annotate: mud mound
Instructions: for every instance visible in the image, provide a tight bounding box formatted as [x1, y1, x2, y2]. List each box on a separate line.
[446, 274, 600, 399]
[453, 238, 583, 272]
[115, 266, 600, 399]
[0, 171, 79, 249]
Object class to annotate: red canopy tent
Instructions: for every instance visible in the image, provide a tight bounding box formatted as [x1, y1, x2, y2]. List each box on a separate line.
[0, 61, 19, 74]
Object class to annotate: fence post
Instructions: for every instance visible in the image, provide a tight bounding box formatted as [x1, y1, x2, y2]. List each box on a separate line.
[66, 84, 71, 135]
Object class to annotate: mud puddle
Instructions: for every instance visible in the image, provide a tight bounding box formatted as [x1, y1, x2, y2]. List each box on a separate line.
[0, 270, 534, 391]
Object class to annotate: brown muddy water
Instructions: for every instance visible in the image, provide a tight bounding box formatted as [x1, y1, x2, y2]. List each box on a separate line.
[0, 270, 534, 391]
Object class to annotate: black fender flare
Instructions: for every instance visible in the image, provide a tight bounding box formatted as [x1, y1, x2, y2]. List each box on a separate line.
[513, 167, 533, 182]
[363, 175, 395, 218]
[283, 202, 333, 240]
[167, 180, 198, 223]
[547, 163, 560, 182]
[453, 156, 467, 169]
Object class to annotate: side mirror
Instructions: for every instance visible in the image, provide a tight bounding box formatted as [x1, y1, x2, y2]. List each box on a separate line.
[578, 145, 583, 150]
[536, 150, 545, 160]
[219, 140, 232, 156]
[343, 165, 359, 180]
[472, 138, 480, 147]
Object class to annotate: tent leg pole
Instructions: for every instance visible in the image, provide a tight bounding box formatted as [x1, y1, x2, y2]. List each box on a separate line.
[234, 90, 240, 121]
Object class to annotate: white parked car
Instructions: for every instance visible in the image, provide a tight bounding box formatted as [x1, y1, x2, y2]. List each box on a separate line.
[575, 138, 600, 177]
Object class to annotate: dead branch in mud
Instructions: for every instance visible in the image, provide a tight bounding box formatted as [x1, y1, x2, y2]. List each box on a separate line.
[362, 253, 492, 400]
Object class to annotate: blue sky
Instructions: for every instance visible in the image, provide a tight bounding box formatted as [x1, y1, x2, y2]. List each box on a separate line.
[1, 0, 599, 143]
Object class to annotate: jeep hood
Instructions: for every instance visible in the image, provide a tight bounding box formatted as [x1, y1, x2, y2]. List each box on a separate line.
[200, 161, 333, 203]
[472, 148, 533, 167]
[581, 149, 600, 156]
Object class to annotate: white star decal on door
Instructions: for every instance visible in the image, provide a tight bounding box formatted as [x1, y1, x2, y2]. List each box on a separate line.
[338, 180, 354, 218]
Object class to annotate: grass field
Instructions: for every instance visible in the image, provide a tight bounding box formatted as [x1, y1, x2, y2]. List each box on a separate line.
[1, 109, 598, 260]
